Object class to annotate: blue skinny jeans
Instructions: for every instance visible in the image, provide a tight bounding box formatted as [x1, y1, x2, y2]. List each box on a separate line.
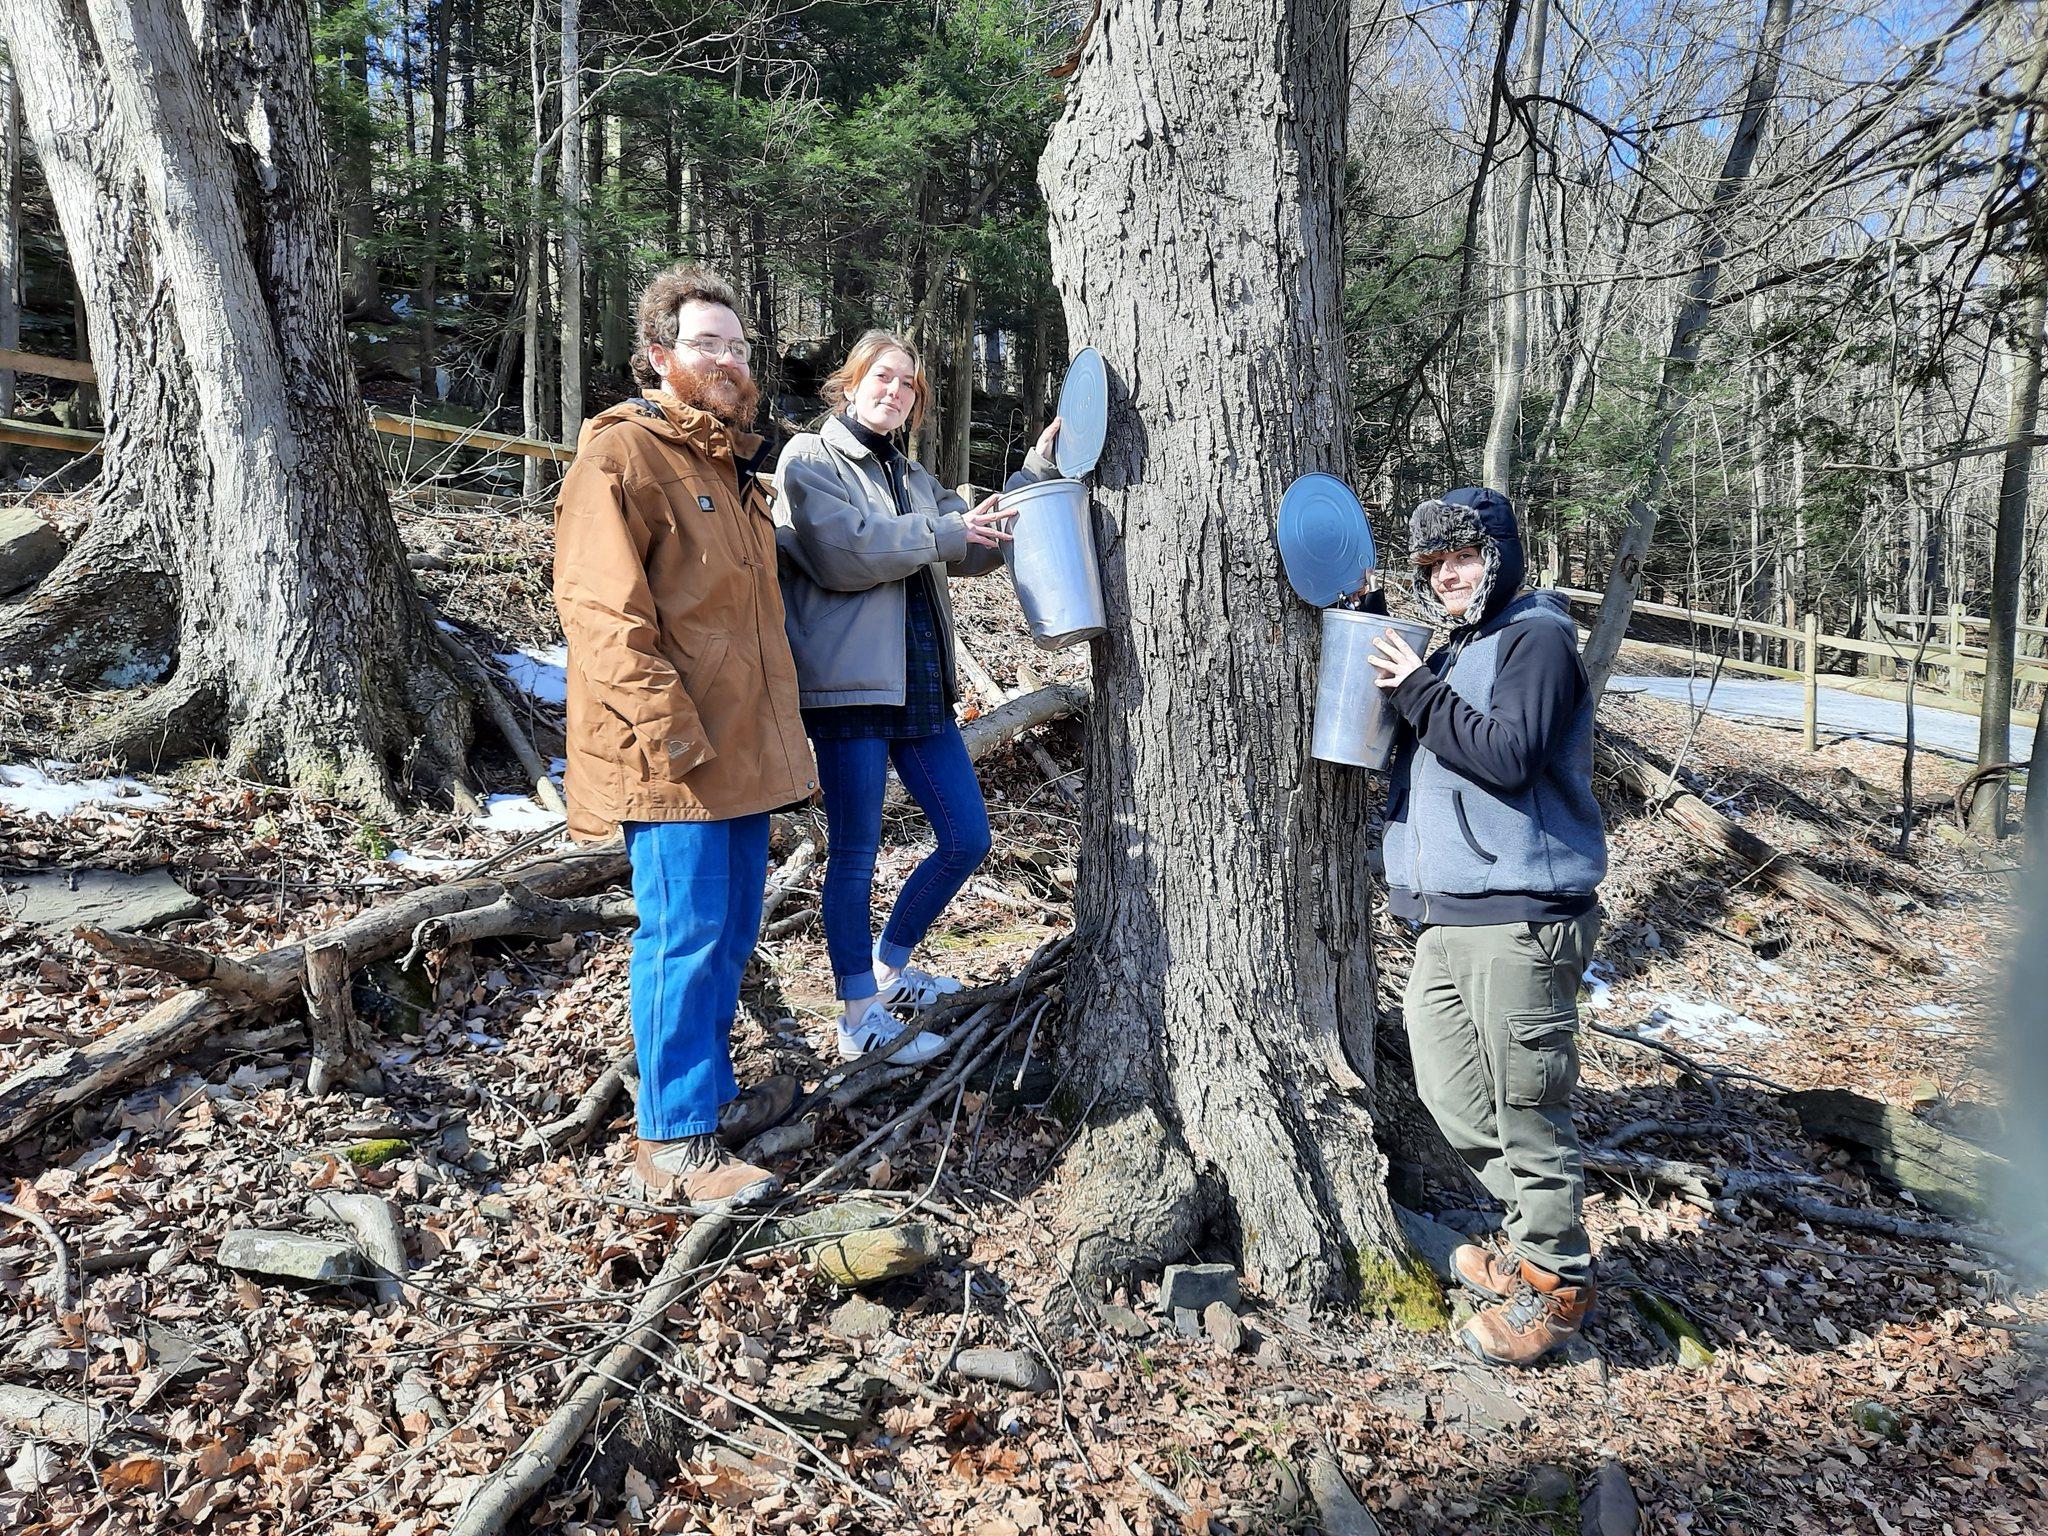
[811, 724, 993, 1001]
[623, 815, 770, 1138]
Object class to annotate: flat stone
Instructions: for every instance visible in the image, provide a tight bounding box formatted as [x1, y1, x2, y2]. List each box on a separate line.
[216, 1229, 362, 1287]
[1562, 1334, 1609, 1384]
[768, 1359, 890, 1438]
[1435, 1368, 1531, 1434]
[1580, 1460, 1640, 1536]
[478, 1196, 517, 1224]
[3, 868, 204, 933]
[1253, 1336, 1285, 1370]
[1096, 1303, 1151, 1339]
[1522, 1463, 1574, 1509]
[826, 1295, 895, 1343]
[0, 506, 65, 597]
[1173, 1306, 1200, 1337]
[1202, 1300, 1244, 1354]
[1367, 1386, 1428, 1423]
[1157, 1262, 1239, 1315]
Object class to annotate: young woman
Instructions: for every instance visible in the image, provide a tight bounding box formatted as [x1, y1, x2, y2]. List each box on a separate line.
[776, 330, 1059, 1064]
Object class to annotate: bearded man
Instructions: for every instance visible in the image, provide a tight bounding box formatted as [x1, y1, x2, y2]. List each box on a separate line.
[553, 264, 817, 1210]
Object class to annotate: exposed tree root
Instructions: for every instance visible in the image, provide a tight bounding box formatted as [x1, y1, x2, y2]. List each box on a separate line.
[1059, 1099, 1218, 1305]
[0, 520, 175, 686]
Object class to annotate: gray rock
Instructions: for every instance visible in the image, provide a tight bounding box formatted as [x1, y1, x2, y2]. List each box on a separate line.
[1203, 1300, 1244, 1354]
[768, 1359, 890, 1438]
[826, 1295, 894, 1343]
[1563, 1334, 1609, 1384]
[1157, 1262, 1239, 1315]
[1173, 1306, 1200, 1337]
[1393, 1205, 1465, 1285]
[1367, 1386, 1428, 1423]
[1096, 1303, 1151, 1339]
[4, 868, 205, 933]
[1580, 1460, 1640, 1536]
[478, 1196, 517, 1224]
[1849, 1399, 1905, 1442]
[1435, 1368, 1531, 1434]
[216, 1229, 362, 1287]
[0, 507, 65, 598]
[1522, 1463, 1574, 1510]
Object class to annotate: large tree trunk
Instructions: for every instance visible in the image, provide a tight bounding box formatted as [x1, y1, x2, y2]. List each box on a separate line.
[1041, 0, 1408, 1307]
[0, 0, 471, 813]
[1579, 0, 1795, 698]
[1479, 0, 1547, 495]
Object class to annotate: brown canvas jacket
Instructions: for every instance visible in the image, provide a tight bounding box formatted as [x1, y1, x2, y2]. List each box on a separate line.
[553, 390, 816, 842]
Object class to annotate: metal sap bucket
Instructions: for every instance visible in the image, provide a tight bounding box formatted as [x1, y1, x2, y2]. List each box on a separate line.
[1312, 610, 1435, 769]
[1000, 477, 1106, 649]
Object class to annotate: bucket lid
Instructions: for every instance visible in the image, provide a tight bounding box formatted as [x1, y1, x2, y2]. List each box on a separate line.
[1278, 473, 1376, 606]
[1053, 347, 1109, 478]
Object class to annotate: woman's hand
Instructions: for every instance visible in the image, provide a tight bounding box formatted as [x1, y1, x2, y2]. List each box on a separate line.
[1369, 628, 1426, 690]
[962, 492, 1016, 548]
[1033, 416, 1063, 463]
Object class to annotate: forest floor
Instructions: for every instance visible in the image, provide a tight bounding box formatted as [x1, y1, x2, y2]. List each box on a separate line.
[1, 492, 2044, 1536]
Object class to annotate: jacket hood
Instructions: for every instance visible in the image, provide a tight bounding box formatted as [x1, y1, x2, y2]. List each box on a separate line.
[578, 389, 764, 464]
[1408, 485, 1525, 628]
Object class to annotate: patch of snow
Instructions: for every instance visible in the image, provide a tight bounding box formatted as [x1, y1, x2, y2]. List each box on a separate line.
[1907, 1003, 1958, 1019]
[497, 645, 568, 705]
[1582, 962, 1615, 1011]
[434, 619, 461, 634]
[387, 848, 473, 875]
[1, 762, 171, 819]
[434, 366, 450, 398]
[1610, 675, 2028, 762]
[472, 793, 564, 834]
[1645, 995, 1778, 1044]
[391, 294, 414, 317]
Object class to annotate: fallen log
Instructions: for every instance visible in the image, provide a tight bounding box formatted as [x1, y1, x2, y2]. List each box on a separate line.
[75, 926, 268, 994]
[0, 846, 628, 1150]
[1595, 734, 1923, 963]
[403, 884, 636, 966]
[307, 1192, 410, 1308]
[0, 1383, 164, 1452]
[1784, 1088, 2005, 1220]
[431, 610, 567, 816]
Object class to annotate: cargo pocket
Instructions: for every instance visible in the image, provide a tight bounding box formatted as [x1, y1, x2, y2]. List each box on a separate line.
[1503, 1007, 1579, 1108]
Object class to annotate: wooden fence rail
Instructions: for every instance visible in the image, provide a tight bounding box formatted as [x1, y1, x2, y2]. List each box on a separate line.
[0, 345, 574, 463]
[1552, 586, 2043, 749]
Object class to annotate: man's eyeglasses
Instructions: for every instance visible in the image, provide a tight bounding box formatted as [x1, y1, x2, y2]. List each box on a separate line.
[675, 335, 752, 365]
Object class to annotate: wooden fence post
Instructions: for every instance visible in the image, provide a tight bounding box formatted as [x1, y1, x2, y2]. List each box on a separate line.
[1802, 611, 1820, 753]
[1947, 601, 1967, 704]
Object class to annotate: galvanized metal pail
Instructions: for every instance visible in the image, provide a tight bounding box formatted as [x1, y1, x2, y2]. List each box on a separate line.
[1000, 477, 1106, 650]
[1311, 610, 1435, 769]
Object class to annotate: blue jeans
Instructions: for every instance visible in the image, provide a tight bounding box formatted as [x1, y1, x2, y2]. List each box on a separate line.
[623, 815, 770, 1138]
[811, 725, 992, 1001]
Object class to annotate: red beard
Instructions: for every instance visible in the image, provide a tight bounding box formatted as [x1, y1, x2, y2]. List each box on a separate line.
[665, 356, 760, 431]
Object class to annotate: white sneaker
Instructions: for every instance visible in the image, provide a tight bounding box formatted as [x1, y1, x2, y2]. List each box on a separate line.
[837, 1000, 948, 1066]
[874, 962, 965, 1012]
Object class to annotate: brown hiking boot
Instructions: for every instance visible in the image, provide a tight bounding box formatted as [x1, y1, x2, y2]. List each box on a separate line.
[1451, 1240, 1520, 1300]
[715, 1074, 799, 1149]
[1457, 1260, 1593, 1367]
[634, 1133, 782, 1213]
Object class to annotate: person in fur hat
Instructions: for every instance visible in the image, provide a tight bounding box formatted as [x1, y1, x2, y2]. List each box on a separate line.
[1367, 486, 1608, 1366]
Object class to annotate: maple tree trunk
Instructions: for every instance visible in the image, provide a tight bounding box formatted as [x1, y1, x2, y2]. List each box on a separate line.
[0, 0, 470, 813]
[1041, 0, 1408, 1306]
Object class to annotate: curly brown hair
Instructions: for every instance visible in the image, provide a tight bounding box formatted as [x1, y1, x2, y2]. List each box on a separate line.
[633, 264, 743, 385]
[820, 330, 932, 439]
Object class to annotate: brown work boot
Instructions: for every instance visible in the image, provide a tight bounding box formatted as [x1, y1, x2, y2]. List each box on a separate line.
[1451, 1239, 1520, 1300]
[715, 1074, 800, 1149]
[1457, 1260, 1594, 1367]
[634, 1133, 782, 1213]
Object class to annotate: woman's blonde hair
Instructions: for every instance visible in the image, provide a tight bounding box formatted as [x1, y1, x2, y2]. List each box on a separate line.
[821, 330, 932, 438]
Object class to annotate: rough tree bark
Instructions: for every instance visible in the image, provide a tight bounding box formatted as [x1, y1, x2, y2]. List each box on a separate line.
[1579, 0, 1795, 698]
[0, 0, 472, 812]
[1040, 0, 1412, 1307]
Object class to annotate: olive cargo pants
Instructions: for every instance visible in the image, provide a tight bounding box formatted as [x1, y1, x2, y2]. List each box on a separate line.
[1403, 913, 1599, 1285]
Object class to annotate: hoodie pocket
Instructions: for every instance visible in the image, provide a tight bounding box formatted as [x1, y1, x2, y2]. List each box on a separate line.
[1452, 791, 1498, 866]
